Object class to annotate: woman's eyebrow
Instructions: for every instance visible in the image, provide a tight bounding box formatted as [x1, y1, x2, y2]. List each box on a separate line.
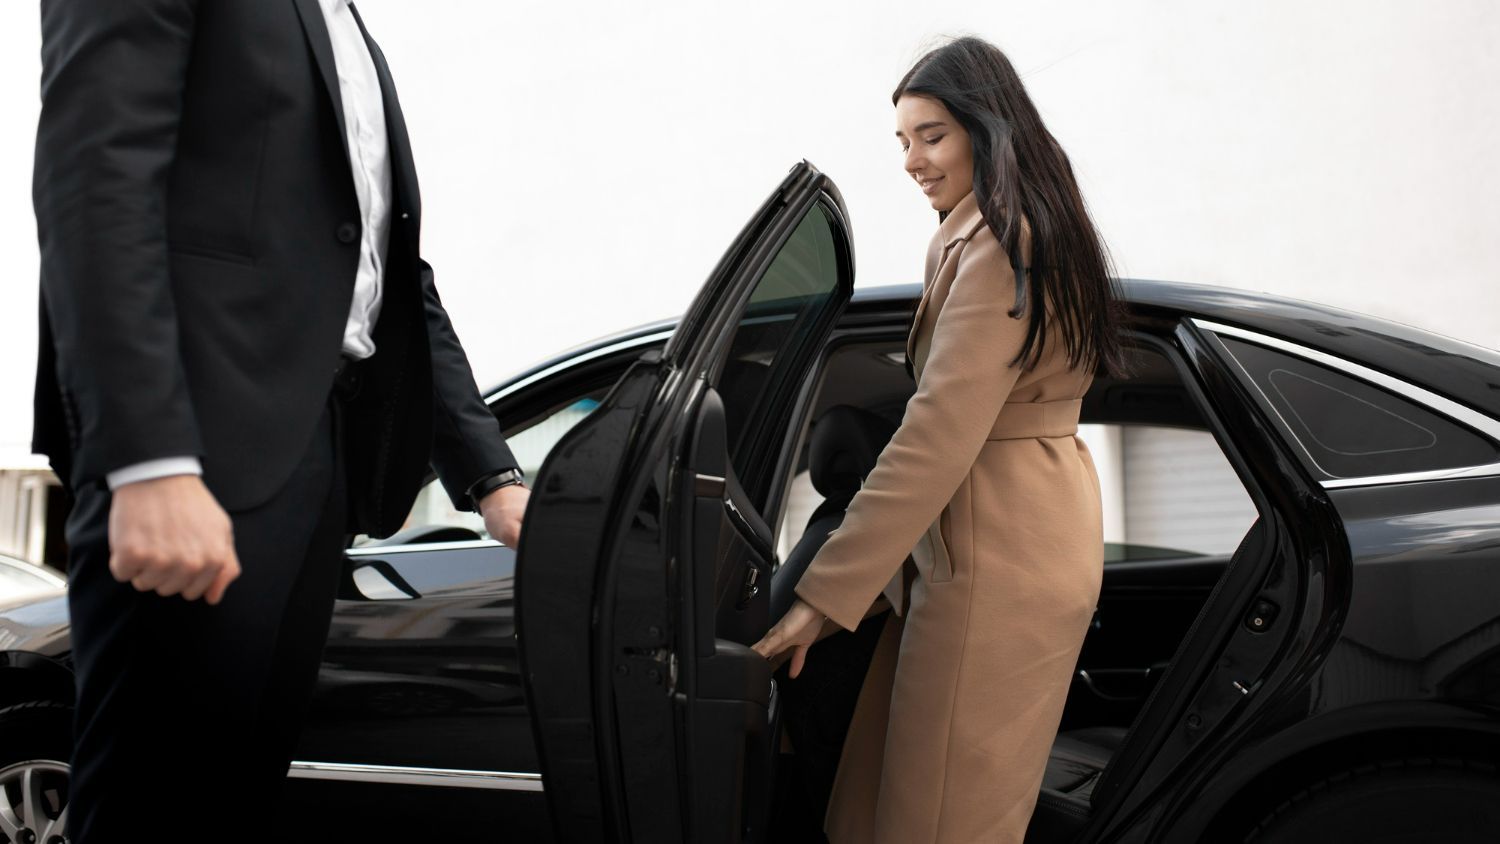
[895, 120, 948, 138]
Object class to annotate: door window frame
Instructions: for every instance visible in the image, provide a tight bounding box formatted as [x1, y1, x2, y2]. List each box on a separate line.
[692, 196, 855, 514]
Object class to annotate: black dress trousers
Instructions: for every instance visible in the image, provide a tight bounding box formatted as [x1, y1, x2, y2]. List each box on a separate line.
[64, 382, 355, 844]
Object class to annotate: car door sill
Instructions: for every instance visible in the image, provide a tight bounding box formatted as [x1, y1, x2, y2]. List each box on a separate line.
[287, 760, 544, 791]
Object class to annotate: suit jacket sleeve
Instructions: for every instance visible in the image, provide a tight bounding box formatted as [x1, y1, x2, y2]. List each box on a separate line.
[33, 0, 205, 483]
[420, 259, 521, 510]
[794, 228, 1029, 631]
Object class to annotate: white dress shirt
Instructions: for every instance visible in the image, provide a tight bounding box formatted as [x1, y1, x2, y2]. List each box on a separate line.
[323, 0, 392, 361]
[107, 0, 392, 491]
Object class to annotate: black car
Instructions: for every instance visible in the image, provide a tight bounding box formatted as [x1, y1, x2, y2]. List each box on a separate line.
[3, 162, 1500, 843]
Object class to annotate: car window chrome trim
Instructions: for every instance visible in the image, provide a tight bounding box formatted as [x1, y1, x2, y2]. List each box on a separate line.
[1317, 463, 1500, 489]
[1191, 318, 1500, 488]
[287, 761, 543, 792]
[346, 539, 505, 557]
[482, 329, 675, 406]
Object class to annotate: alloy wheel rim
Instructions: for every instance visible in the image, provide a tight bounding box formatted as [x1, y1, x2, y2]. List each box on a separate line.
[0, 760, 69, 844]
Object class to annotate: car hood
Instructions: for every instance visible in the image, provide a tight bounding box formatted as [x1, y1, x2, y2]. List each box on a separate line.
[0, 589, 71, 657]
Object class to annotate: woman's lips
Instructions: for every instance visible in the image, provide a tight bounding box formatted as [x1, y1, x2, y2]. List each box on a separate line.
[920, 176, 943, 195]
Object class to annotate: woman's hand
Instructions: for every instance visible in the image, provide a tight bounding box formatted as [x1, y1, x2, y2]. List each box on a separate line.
[751, 599, 825, 678]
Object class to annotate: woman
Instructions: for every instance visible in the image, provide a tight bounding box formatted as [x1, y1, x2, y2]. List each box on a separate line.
[752, 36, 1127, 843]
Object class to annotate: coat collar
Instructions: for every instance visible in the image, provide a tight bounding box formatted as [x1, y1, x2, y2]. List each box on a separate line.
[938, 190, 987, 248]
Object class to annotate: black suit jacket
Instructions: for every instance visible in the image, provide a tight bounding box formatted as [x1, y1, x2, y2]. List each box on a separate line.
[32, 0, 517, 537]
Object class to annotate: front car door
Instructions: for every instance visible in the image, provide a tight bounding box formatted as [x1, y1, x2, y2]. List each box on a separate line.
[517, 162, 855, 843]
[281, 328, 671, 838]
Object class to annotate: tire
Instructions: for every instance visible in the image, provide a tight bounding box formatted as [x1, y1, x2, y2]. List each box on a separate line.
[0, 700, 74, 844]
[1241, 756, 1500, 843]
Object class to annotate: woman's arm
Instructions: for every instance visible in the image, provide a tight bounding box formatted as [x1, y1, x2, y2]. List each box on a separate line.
[791, 227, 1030, 632]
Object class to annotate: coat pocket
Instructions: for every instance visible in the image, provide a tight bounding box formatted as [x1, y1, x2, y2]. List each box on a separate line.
[931, 474, 975, 583]
[930, 508, 955, 582]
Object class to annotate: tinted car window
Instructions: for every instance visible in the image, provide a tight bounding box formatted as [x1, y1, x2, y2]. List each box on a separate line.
[715, 204, 843, 502]
[505, 397, 601, 477]
[1218, 336, 1500, 479]
[360, 395, 605, 546]
[1108, 423, 1259, 558]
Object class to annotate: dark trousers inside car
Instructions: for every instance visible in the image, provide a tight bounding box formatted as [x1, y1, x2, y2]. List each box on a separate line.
[63, 379, 357, 844]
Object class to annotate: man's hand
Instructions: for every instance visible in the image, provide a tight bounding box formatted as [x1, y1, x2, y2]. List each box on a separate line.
[108, 475, 241, 604]
[479, 484, 530, 548]
[751, 599, 825, 678]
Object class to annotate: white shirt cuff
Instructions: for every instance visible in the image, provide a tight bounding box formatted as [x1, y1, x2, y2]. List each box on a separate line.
[106, 457, 204, 490]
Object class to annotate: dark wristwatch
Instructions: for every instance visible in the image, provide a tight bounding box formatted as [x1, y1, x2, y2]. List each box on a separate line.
[468, 468, 526, 509]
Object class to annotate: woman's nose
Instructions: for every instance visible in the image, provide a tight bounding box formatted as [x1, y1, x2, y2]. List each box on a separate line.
[904, 145, 925, 173]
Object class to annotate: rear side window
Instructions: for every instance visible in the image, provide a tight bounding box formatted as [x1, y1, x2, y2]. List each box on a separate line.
[1216, 336, 1500, 480]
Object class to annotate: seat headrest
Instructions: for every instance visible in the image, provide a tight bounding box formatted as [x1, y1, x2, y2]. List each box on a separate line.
[808, 405, 898, 500]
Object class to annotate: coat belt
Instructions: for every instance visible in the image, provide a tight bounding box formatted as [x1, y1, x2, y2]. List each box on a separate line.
[987, 398, 1083, 440]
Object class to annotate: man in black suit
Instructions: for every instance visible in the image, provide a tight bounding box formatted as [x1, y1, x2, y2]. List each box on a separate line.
[31, 1, 530, 840]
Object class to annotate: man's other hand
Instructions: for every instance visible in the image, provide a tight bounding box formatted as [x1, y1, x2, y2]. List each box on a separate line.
[108, 475, 241, 604]
[479, 484, 529, 548]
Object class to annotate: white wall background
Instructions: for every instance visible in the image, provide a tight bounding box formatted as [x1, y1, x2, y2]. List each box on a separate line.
[2, 0, 1497, 459]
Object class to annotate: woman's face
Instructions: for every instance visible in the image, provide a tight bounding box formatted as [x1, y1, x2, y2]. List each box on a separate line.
[895, 94, 973, 213]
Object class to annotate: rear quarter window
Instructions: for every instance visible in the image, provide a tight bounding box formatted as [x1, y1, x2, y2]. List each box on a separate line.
[1216, 335, 1500, 480]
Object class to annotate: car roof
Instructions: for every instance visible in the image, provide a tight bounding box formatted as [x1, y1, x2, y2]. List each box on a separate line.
[487, 279, 1500, 418]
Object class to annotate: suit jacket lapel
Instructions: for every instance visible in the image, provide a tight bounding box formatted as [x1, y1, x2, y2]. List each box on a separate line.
[348, 3, 422, 228]
[290, 0, 350, 163]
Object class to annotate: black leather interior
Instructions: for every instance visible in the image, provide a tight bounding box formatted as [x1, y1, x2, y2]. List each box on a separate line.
[1045, 727, 1128, 794]
[770, 405, 899, 623]
[1026, 520, 1268, 841]
[771, 405, 899, 837]
[1026, 727, 1127, 841]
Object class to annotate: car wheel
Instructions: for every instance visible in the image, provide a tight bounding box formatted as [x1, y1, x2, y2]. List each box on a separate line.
[1241, 756, 1500, 843]
[0, 700, 73, 844]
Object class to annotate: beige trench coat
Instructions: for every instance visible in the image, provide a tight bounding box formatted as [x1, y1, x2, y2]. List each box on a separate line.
[793, 190, 1105, 843]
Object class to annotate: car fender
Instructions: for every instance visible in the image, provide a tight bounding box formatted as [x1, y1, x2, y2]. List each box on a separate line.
[1164, 699, 1500, 839]
[0, 650, 75, 710]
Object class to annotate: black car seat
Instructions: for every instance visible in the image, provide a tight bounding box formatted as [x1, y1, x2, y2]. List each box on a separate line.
[769, 405, 898, 838]
[770, 404, 899, 623]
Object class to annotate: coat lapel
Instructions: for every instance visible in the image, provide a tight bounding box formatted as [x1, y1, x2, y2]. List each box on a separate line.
[904, 192, 987, 373]
[904, 268, 939, 371]
[290, 0, 350, 163]
[903, 240, 963, 373]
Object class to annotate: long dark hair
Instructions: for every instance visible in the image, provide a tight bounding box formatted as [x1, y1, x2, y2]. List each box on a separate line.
[895, 36, 1127, 376]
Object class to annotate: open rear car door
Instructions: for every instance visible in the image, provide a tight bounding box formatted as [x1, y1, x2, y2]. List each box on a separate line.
[517, 162, 855, 842]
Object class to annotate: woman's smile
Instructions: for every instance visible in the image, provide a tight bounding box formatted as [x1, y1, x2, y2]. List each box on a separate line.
[895, 94, 973, 212]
